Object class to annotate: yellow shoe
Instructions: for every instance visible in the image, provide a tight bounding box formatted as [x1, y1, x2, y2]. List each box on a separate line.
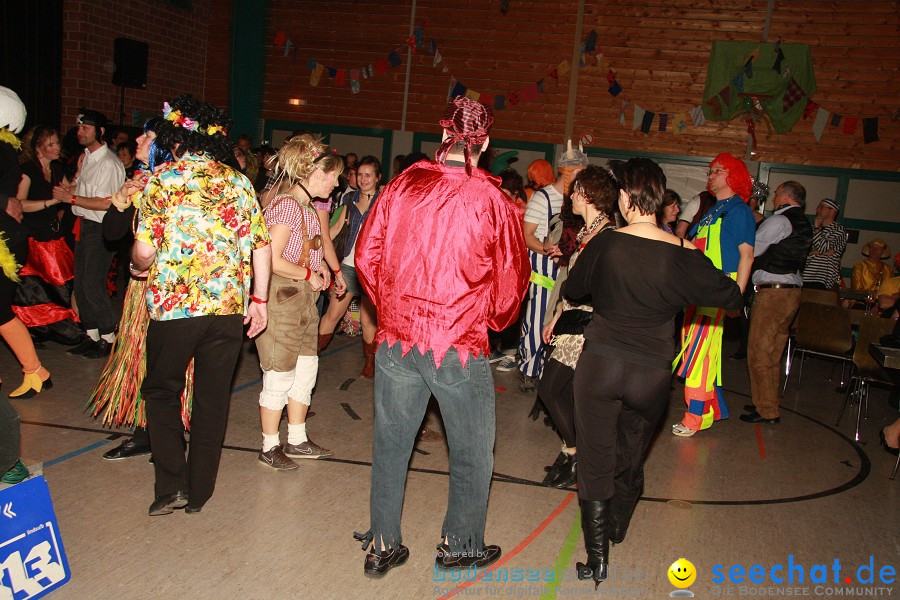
[8, 372, 53, 399]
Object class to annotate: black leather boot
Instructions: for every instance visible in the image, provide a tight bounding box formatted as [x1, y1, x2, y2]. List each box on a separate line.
[609, 488, 640, 544]
[576, 499, 610, 589]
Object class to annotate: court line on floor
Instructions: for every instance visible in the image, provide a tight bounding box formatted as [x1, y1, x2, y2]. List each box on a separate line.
[230, 339, 358, 394]
[541, 507, 583, 598]
[21, 402, 871, 505]
[755, 423, 767, 460]
[436, 492, 576, 600]
[43, 440, 111, 468]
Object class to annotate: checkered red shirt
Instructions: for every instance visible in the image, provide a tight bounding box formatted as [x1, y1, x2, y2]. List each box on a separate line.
[264, 194, 322, 271]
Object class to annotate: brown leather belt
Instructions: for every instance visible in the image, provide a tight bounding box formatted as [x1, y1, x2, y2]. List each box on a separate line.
[755, 283, 800, 290]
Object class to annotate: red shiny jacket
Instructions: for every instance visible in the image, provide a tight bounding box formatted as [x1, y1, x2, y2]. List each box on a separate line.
[356, 160, 529, 367]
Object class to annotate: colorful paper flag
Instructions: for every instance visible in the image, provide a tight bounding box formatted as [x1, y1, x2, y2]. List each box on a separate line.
[863, 117, 879, 143]
[375, 58, 389, 75]
[830, 114, 842, 127]
[508, 91, 520, 106]
[307, 59, 317, 71]
[640, 110, 656, 133]
[773, 48, 785, 72]
[608, 81, 623, 97]
[335, 69, 347, 87]
[327, 66, 337, 78]
[658, 113, 669, 132]
[842, 117, 858, 135]
[731, 73, 744, 93]
[633, 105, 646, 131]
[673, 113, 689, 135]
[481, 93, 494, 107]
[309, 63, 324, 87]
[812, 107, 830, 142]
[350, 69, 361, 94]
[465, 89, 481, 102]
[283, 39, 293, 58]
[521, 84, 538, 102]
[743, 57, 753, 78]
[495, 95, 506, 110]
[450, 80, 467, 99]
[388, 51, 402, 67]
[803, 100, 818, 120]
[783, 78, 804, 112]
[274, 31, 287, 47]
[558, 60, 570, 76]
[690, 106, 706, 126]
[433, 49, 442, 68]
[584, 30, 597, 53]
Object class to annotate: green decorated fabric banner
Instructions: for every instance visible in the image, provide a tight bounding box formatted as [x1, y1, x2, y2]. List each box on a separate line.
[703, 41, 816, 134]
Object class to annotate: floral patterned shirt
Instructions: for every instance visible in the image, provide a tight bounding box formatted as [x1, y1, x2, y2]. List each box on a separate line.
[134, 153, 270, 321]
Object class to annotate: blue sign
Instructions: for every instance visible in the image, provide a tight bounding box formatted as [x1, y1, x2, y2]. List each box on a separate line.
[0, 476, 70, 599]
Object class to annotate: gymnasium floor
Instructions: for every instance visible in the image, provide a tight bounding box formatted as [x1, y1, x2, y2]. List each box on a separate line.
[3, 329, 898, 599]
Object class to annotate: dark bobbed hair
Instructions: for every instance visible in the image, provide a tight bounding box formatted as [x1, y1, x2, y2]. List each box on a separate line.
[572, 165, 618, 217]
[30, 126, 58, 158]
[499, 168, 524, 198]
[116, 140, 137, 156]
[607, 157, 667, 216]
[658, 189, 681, 224]
[357, 155, 382, 181]
[155, 95, 233, 162]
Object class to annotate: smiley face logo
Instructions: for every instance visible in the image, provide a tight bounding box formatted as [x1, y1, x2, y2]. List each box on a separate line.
[668, 558, 697, 588]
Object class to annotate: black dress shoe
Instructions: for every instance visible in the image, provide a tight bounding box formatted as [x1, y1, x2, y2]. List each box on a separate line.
[67, 338, 98, 355]
[363, 545, 409, 579]
[82, 339, 111, 359]
[102, 438, 152, 461]
[739, 412, 780, 424]
[743, 404, 757, 412]
[184, 505, 202, 514]
[148, 491, 189, 516]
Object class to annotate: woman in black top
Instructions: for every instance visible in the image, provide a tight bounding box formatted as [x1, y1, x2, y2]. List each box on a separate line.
[14, 126, 81, 345]
[565, 158, 742, 588]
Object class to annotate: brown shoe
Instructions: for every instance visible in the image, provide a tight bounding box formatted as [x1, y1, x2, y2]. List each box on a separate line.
[317, 333, 333, 355]
[258, 446, 299, 470]
[360, 340, 377, 378]
[283, 439, 333, 459]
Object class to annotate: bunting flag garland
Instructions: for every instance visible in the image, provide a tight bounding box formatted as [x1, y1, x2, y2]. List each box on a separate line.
[281, 25, 890, 148]
[633, 105, 645, 130]
[862, 118, 879, 144]
[812, 107, 829, 142]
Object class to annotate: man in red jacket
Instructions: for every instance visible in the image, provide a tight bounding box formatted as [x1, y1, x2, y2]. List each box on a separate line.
[354, 96, 530, 579]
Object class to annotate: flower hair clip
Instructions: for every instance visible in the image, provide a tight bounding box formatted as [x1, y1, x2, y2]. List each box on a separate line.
[161, 102, 226, 136]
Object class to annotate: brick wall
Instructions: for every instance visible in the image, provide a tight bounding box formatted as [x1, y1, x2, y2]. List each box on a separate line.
[61, 0, 217, 131]
[262, 0, 899, 172]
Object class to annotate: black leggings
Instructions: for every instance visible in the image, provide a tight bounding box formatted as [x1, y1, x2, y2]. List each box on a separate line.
[573, 350, 671, 501]
[536, 358, 576, 448]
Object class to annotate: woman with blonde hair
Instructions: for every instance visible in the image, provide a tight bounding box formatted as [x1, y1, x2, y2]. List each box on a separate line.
[254, 134, 346, 470]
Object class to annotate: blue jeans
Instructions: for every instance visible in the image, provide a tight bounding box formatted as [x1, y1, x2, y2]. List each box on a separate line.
[362, 341, 496, 554]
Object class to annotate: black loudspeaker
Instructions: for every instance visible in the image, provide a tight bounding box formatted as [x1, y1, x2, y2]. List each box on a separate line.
[112, 38, 148, 89]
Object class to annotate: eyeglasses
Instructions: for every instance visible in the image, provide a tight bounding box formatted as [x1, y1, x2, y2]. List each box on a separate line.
[708, 168, 728, 177]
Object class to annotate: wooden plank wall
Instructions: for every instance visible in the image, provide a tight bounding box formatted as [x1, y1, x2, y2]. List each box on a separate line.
[263, 0, 899, 172]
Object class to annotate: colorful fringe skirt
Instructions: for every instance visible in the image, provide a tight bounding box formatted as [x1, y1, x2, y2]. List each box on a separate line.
[675, 304, 730, 431]
[86, 277, 194, 430]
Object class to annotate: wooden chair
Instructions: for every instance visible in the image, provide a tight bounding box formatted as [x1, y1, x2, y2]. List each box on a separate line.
[836, 315, 897, 441]
[783, 302, 854, 395]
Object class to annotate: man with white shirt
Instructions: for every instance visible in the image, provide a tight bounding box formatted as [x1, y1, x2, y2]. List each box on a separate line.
[741, 181, 813, 424]
[53, 108, 125, 358]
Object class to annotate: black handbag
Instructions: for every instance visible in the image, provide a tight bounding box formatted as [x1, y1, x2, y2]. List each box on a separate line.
[552, 309, 593, 336]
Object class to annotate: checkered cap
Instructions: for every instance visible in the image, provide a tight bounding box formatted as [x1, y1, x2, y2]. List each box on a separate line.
[435, 96, 493, 173]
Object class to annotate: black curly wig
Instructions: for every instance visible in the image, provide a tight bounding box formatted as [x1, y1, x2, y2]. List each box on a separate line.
[154, 95, 234, 163]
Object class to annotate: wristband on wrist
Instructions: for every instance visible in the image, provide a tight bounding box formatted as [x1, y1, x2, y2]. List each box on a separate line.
[249, 295, 268, 304]
[332, 266, 341, 275]
[71, 194, 77, 204]
[304, 268, 312, 281]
